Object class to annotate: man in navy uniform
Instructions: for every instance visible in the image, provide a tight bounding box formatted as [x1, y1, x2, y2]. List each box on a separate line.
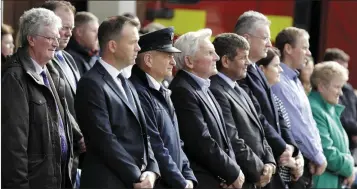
[130, 27, 197, 188]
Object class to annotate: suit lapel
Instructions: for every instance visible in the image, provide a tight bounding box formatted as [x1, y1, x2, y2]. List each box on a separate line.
[63, 53, 81, 82]
[248, 65, 280, 126]
[207, 89, 230, 144]
[180, 71, 229, 145]
[240, 89, 265, 134]
[215, 76, 264, 133]
[96, 63, 140, 120]
[248, 65, 268, 90]
[52, 57, 77, 94]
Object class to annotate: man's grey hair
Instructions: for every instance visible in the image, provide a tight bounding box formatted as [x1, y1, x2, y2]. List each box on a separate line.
[19, 7, 62, 47]
[173, 28, 212, 70]
[234, 10, 271, 35]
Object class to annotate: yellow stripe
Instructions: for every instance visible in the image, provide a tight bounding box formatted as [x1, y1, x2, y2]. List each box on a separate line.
[153, 9, 293, 43]
[267, 15, 293, 42]
[154, 9, 206, 35]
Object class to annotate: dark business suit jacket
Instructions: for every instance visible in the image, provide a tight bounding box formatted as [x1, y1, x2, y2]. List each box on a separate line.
[239, 65, 297, 157]
[51, 50, 83, 181]
[75, 62, 160, 188]
[238, 64, 298, 188]
[169, 70, 241, 188]
[210, 74, 275, 188]
[52, 50, 80, 118]
[130, 65, 197, 188]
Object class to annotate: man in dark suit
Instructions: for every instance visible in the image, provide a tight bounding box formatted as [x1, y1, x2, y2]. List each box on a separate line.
[210, 33, 277, 188]
[234, 11, 301, 188]
[169, 28, 244, 188]
[75, 15, 160, 188]
[130, 27, 197, 188]
[41, 2, 85, 183]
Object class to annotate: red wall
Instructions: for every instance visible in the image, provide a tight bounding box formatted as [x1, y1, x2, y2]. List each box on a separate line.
[325, 1, 357, 88]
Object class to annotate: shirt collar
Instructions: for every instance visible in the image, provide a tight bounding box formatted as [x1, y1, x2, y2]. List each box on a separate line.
[55, 50, 63, 57]
[309, 90, 345, 116]
[183, 70, 211, 90]
[146, 73, 161, 91]
[217, 72, 236, 88]
[98, 58, 122, 79]
[280, 63, 299, 80]
[31, 58, 46, 75]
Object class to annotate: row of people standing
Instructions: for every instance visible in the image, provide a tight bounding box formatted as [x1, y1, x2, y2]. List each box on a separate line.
[1, 2, 356, 189]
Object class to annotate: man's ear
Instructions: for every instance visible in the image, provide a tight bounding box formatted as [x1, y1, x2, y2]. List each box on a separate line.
[242, 33, 251, 43]
[27, 35, 35, 47]
[284, 43, 293, 55]
[184, 56, 194, 69]
[221, 55, 230, 69]
[144, 53, 153, 68]
[107, 40, 117, 54]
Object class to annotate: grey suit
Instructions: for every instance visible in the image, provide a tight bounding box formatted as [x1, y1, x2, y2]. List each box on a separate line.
[210, 74, 275, 188]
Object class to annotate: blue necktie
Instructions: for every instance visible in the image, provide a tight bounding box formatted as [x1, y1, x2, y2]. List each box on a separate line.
[40, 71, 68, 162]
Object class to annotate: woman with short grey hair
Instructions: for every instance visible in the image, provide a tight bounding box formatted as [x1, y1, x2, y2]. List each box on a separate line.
[308, 61, 355, 188]
[2, 8, 75, 188]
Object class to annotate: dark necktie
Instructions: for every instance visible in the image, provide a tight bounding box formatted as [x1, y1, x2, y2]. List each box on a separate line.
[234, 83, 251, 112]
[40, 71, 68, 162]
[118, 73, 137, 112]
[159, 86, 174, 117]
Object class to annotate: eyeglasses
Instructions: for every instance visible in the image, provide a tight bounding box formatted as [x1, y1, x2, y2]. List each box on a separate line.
[35, 35, 60, 43]
[248, 33, 271, 43]
[61, 25, 74, 32]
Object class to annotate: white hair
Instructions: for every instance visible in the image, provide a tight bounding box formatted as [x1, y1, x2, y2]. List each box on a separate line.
[234, 10, 271, 35]
[18, 7, 62, 47]
[173, 28, 212, 70]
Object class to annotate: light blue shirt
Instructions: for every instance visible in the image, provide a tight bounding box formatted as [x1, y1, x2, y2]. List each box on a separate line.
[184, 70, 222, 123]
[271, 63, 325, 165]
[217, 72, 236, 89]
[183, 70, 211, 93]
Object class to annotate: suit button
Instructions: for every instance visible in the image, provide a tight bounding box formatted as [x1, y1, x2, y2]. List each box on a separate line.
[141, 164, 146, 171]
[225, 148, 229, 153]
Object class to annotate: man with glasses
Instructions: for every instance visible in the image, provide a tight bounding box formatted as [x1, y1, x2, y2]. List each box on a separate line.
[2, 8, 75, 188]
[234, 11, 302, 189]
[41, 1, 85, 188]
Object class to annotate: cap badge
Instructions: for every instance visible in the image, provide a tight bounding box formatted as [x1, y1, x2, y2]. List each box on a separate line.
[171, 33, 174, 41]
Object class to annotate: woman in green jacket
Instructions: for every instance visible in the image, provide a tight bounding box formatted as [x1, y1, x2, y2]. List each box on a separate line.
[309, 61, 355, 188]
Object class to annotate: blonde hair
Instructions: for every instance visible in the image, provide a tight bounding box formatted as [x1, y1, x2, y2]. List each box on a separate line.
[310, 61, 349, 90]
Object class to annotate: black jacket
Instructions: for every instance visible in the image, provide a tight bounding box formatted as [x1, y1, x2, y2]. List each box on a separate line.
[2, 47, 74, 188]
[339, 83, 357, 149]
[65, 37, 95, 77]
[51, 50, 83, 181]
[210, 74, 275, 188]
[130, 65, 197, 188]
[238, 65, 298, 158]
[169, 70, 241, 188]
[75, 62, 160, 188]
